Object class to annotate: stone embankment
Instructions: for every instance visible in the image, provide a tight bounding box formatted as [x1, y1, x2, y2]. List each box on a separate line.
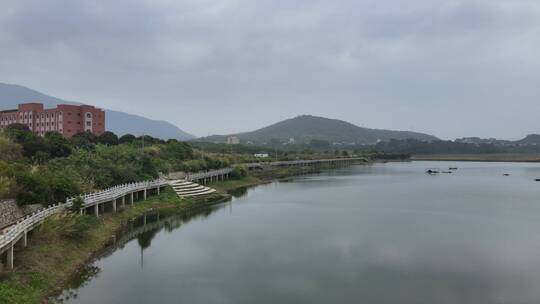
[0, 200, 42, 230]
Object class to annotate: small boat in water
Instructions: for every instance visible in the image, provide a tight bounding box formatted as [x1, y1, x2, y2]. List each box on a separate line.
[426, 169, 440, 174]
[503, 174, 510, 176]
[535, 179, 540, 182]
[449, 167, 458, 170]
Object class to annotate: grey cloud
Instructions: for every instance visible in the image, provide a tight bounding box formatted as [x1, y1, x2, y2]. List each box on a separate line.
[1, 0, 540, 138]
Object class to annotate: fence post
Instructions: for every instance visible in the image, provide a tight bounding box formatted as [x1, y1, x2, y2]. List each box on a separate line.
[7, 244, 14, 270]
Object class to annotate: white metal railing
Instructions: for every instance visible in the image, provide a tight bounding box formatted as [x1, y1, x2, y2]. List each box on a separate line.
[186, 168, 233, 181]
[0, 178, 168, 253]
[184, 157, 367, 181]
[1, 158, 365, 253]
[66, 179, 168, 207]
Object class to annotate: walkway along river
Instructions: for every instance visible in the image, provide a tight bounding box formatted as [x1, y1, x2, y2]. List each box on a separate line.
[0, 157, 365, 270]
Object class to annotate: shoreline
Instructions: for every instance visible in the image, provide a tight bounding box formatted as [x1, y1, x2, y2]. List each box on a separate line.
[411, 154, 540, 163]
[0, 164, 360, 303]
[0, 190, 228, 303]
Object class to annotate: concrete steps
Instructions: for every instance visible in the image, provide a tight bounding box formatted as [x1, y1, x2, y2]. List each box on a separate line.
[168, 180, 217, 198]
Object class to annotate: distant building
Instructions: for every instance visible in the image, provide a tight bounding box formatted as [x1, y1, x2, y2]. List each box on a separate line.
[0, 102, 105, 138]
[254, 153, 269, 158]
[226, 136, 240, 145]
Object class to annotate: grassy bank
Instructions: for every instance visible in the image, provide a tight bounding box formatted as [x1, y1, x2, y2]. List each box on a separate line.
[411, 153, 540, 162]
[0, 189, 226, 304]
[210, 166, 325, 194]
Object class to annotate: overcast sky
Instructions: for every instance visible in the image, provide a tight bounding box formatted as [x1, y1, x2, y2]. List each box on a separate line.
[1, 0, 539, 139]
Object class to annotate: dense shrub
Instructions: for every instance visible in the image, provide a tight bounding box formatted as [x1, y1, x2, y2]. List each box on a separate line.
[0, 129, 243, 206]
[231, 165, 248, 179]
[119, 134, 136, 144]
[97, 131, 119, 146]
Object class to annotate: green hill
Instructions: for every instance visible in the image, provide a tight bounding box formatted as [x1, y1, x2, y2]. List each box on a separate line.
[202, 115, 437, 145]
[515, 134, 540, 145]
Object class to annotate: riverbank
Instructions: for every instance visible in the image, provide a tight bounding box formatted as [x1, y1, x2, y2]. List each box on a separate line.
[209, 165, 330, 193]
[0, 189, 228, 304]
[411, 153, 540, 162]
[0, 163, 364, 303]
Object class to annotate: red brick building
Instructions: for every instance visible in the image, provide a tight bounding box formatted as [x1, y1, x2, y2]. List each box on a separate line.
[0, 103, 105, 138]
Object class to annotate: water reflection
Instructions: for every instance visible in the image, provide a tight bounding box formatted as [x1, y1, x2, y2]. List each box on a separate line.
[54, 266, 100, 303]
[54, 162, 540, 304]
[228, 186, 248, 198]
[52, 203, 227, 303]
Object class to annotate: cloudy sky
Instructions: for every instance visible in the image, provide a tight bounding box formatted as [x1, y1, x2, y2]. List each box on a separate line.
[1, 0, 539, 139]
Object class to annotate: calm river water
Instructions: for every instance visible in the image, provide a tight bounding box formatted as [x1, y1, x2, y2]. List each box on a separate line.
[55, 161, 540, 304]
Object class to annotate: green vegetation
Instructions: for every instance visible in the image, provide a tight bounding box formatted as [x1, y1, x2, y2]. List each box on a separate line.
[0, 125, 229, 206]
[371, 138, 540, 155]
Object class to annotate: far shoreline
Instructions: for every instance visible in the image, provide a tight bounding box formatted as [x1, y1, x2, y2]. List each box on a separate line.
[411, 153, 540, 163]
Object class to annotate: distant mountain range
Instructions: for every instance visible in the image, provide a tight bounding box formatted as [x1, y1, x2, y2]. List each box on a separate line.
[202, 115, 438, 145]
[0, 83, 194, 140]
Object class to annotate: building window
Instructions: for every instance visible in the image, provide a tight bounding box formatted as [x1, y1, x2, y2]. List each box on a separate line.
[86, 113, 91, 118]
[86, 121, 91, 126]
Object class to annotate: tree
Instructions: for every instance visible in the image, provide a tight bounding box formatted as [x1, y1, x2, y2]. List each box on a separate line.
[0, 176, 13, 199]
[161, 141, 194, 160]
[309, 139, 330, 150]
[119, 134, 136, 144]
[97, 131, 119, 146]
[4, 127, 49, 162]
[0, 134, 23, 162]
[72, 131, 97, 150]
[231, 165, 248, 179]
[5, 123, 30, 132]
[44, 131, 72, 158]
[12, 169, 51, 205]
